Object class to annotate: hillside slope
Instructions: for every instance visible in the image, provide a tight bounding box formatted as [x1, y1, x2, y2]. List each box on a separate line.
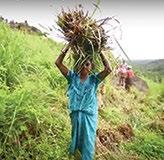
[132, 59, 164, 83]
[0, 22, 163, 160]
[132, 59, 164, 70]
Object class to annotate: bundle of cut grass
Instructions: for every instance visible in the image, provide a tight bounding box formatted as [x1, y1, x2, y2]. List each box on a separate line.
[57, 7, 109, 69]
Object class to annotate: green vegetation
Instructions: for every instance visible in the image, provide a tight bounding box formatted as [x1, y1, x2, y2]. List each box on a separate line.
[98, 79, 164, 159]
[123, 130, 164, 160]
[0, 22, 71, 160]
[132, 59, 164, 83]
[0, 21, 163, 160]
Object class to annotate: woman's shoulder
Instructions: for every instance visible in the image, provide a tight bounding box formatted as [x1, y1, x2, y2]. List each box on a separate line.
[89, 72, 101, 84]
[68, 70, 78, 77]
[66, 70, 78, 83]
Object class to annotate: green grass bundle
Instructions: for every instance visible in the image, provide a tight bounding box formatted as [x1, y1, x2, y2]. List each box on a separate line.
[57, 8, 109, 68]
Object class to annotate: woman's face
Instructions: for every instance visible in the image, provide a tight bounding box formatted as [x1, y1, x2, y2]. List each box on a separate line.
[84, 60, 92, 73]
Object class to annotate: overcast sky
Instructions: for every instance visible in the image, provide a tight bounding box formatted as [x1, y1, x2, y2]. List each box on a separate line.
[0, 0, 164, 60]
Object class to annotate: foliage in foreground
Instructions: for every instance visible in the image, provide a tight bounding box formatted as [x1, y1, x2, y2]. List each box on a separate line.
[0, 22, 71, 159]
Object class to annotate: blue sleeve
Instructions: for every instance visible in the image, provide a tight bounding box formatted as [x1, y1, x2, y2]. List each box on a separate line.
[66, 70, 75, 83]
[93, 73, 101, 89]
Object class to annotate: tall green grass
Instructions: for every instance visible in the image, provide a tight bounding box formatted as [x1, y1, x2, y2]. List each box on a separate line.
[99, 80, 164, 159]
[0, 22, 71, 159]
[122, 130, 164, 160]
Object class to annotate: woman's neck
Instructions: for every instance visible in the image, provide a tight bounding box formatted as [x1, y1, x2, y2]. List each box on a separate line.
[79, 70, 89, 81]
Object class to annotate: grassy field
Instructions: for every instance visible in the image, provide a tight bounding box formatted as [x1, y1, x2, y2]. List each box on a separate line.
[0, 22, 163, 160]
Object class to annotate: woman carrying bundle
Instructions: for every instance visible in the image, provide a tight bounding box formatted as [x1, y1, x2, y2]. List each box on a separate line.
[55, 43, 111, 160]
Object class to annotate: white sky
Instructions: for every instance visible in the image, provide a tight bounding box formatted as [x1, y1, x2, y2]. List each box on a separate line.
[0, 0, 164, 60]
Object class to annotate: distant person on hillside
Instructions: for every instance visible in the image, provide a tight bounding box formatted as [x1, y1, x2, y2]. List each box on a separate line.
[117, 62, 127, 87]
[125, 65, 135, 91]
[55, 42, 112, 160]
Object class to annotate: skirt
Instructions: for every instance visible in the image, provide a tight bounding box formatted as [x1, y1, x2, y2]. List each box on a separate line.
[69, 111, 98, 160]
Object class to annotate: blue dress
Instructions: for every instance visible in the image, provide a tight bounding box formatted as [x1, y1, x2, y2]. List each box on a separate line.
[66, 70, 101, 160]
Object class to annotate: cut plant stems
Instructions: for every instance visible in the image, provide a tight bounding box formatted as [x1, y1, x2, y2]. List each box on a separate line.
[57, 7, 110, 70]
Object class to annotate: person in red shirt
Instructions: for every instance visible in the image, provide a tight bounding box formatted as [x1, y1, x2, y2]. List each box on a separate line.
[125, 65, 135, 91]
[116, 60, 127, 87]
[117, 64, 127, 87]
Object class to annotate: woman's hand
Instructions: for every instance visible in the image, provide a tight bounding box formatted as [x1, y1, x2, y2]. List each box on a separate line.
[61, 42, 71, 54]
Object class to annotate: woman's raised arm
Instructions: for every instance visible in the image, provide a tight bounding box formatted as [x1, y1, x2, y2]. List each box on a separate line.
[97, 52, 112, 81]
